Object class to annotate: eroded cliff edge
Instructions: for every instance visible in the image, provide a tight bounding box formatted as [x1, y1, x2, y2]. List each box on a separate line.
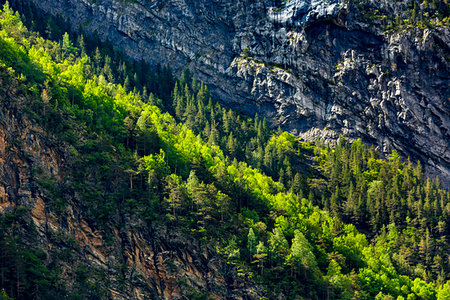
[15, 0, 450, 186]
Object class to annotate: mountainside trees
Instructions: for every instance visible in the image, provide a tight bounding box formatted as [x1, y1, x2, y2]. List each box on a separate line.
[0, 2, 449, 299]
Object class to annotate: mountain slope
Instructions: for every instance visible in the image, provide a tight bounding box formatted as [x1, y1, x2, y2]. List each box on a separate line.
[0, 3, 449, 299]
[14, 0, 450, 187]
[0, 56, 261, 300]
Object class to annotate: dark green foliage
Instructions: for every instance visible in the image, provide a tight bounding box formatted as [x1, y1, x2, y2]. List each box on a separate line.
[351, 0, 450, 31]
[0, 208, 105, 300]
[315, 138, 450, 283]
[0, 3, 449, 299]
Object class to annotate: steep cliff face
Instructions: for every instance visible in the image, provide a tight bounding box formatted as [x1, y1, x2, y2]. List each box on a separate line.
[18, 0, 450, 185]
[0, 71, 261, 299]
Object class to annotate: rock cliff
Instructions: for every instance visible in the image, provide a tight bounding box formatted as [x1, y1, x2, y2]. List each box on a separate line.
[0, 70, 261, 299]
[14, 0, 450, 186]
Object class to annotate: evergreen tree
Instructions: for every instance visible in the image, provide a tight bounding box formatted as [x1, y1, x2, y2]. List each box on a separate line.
[61, 32, 72, 56]
[289, 230, 317, 278]
[247, 228, 257, 261]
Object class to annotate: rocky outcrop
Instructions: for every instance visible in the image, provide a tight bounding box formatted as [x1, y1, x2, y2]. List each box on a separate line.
[14, 0, 450, 186]
[0, 71, 261, 299]
[267, 0, 344, 26]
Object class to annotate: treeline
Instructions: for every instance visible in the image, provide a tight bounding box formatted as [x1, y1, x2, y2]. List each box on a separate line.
[318, 139, 450, 284]
[5, 0, 175, 101]
[170, 70, 313, 185]
[352, 0, 450, 31]
[0, 2, 449, 299]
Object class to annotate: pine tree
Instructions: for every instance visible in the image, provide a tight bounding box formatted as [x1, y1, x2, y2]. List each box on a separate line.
[208, 122, 218, 146]
[254, 113, 259, 131]
[41, 87, 51, 116]
[330, 186, 341, 217]
[291, 173, 302, 195]
[61, 32, 72, 56]
[289, 230, 317, 278]
[227, 132, 236, 157]
[223, 111, 230, 133]
[415, 160, 424, 182]
[217, 191, 231, 222]
[103, 55, 114, 83]
[269, 228, 289, 266]
[285, 165, 293, 188]
[124, 75, 131, 93]
[247, 228, 257, 261]
[93, 47, 101, 73]
[278, 168, 285, 186]
[180, 69, 189, 87]
[343, 182, 357, 221]
[77, 34, 86, 56]
[262, 117, 270, 142]
[133, 72, 140, 90]
[191, 75, 198, 93]
[254, 241, 268, 275]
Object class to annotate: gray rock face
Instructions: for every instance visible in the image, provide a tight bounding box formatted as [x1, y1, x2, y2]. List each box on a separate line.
[267, 0, 344, 26]
[22, 0, 450, 187]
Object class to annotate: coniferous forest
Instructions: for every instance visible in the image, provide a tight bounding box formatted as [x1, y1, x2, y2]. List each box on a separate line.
[0, 1, 449, 299]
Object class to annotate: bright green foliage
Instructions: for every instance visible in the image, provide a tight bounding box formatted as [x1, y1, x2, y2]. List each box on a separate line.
[437, 281, 450, 300]
[317, 138, 449, 283]
[287, 230, 318, 277]
[351, 0, 450, 32]
[247, 228, 257, 259]
[0, 3, 448, 299]
[0, 289, 13, 300]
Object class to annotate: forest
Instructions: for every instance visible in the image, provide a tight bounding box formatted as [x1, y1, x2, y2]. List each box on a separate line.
[0, 1, 449, 299]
